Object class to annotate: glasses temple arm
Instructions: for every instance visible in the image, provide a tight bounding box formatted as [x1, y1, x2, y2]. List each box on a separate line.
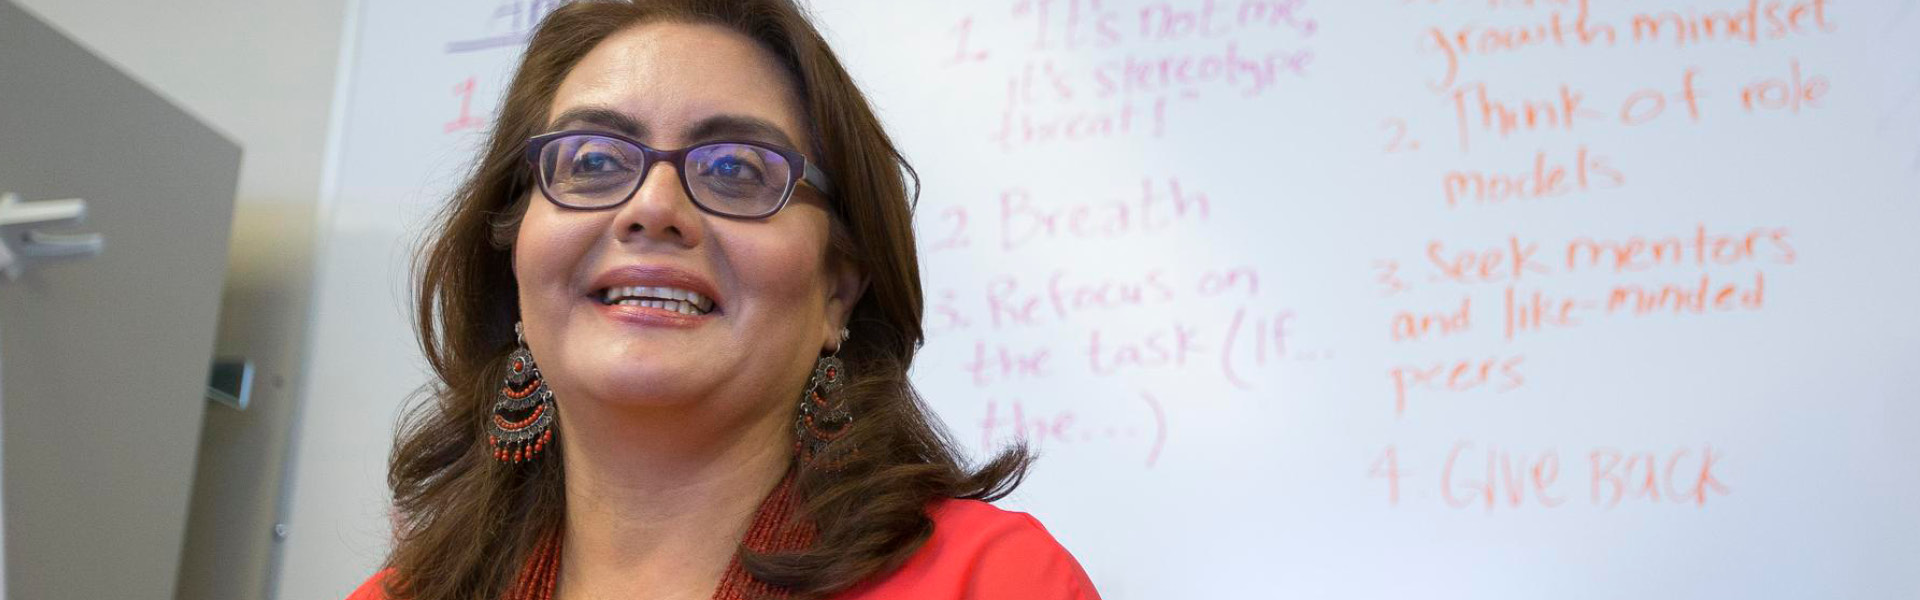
[801, 161, 834, 197]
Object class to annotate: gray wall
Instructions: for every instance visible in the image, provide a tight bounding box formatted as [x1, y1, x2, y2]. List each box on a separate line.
[8, 1, 350, 598]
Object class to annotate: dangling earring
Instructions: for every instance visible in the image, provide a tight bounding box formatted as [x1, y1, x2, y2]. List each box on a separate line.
[796, 327, 853, 464]
[489, 321, 556, 464]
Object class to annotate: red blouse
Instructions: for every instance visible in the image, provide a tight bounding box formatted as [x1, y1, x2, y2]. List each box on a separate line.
[346, 498, 1100, 600]
[839, 499, 1100, 600]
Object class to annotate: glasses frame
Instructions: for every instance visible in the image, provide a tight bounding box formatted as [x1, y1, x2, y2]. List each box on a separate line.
[523, 129, 835, 219]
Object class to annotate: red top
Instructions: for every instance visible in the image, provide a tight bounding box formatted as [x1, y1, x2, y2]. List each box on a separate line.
[839, 499, 1100, 600]
[346, 498, 1100, 600]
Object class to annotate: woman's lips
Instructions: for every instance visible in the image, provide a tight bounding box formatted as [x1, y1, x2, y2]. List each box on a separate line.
[587, 265, 723, 313]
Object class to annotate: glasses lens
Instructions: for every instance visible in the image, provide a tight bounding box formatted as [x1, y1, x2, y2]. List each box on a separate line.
[540, 134, 645, 208]
[685, 143, 793, 217]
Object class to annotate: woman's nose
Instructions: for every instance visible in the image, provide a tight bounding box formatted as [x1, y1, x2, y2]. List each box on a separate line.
[612, 160, 704, 248]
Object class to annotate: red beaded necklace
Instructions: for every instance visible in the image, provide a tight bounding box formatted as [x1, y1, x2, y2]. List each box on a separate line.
[505, 473, 814, 600]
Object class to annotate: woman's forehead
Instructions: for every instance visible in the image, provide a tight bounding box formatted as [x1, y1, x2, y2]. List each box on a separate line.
[545, 21, 807, 149]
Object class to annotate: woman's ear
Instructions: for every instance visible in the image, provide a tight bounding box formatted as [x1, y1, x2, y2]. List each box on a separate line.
[823, 257, 868, 352]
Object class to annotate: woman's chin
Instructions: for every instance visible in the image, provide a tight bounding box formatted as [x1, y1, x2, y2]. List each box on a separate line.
[577, 374, 705, 408]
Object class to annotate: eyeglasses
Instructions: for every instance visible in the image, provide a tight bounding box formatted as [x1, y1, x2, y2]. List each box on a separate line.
[523, 130, 834, 219]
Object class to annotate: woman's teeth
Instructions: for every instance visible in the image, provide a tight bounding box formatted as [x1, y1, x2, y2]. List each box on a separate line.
[612, 298, 703, 315]
[600, 285, 714, 315]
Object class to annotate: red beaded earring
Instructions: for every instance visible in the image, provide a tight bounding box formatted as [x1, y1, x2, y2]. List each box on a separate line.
[796, 327, 852, 465]
[489, 321, 555, 464]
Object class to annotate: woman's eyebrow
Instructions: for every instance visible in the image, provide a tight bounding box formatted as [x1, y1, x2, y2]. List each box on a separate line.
[686, 115, 797, 148]
[546, 107, 798, 149]
[548, 106, 646, 137]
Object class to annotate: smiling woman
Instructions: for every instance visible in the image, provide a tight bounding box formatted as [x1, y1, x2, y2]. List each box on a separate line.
[345, 1, 1099, 600]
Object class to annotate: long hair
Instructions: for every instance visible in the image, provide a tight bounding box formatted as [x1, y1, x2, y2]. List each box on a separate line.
[386, 1, 1030, 599]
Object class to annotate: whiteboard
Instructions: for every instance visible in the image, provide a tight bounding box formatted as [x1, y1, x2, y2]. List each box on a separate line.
[280, 1, 1920, 598]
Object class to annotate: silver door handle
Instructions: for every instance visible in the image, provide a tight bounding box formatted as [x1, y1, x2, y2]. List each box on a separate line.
[206, 357, 253, 411]
[20, 229, 104, 258]
[0, 192, 84, 226]
[0, 191, 104, 280]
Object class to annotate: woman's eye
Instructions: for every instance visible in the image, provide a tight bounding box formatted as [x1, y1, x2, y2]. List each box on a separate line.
[570, 151, 629, 174]
[703, 155, 764, 182]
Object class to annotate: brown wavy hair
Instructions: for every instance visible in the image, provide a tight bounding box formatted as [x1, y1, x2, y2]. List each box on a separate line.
[386, 1, 1030, 599]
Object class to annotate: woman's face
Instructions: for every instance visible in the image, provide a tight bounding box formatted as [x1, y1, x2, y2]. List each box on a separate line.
[513, 22, 859, 421]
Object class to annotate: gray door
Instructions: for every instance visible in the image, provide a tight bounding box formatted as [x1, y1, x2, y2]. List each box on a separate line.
[0, 1, 241, 598]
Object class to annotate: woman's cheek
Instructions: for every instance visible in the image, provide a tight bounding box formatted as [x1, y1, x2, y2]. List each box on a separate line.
[516, 211, 593, 310]
[721, 224, 812, 298]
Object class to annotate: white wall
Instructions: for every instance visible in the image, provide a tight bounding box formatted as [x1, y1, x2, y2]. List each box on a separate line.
[7, 1, 350, 597]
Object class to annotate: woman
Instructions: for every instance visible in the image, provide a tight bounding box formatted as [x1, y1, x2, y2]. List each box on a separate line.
[347, 1, 1100, 599]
